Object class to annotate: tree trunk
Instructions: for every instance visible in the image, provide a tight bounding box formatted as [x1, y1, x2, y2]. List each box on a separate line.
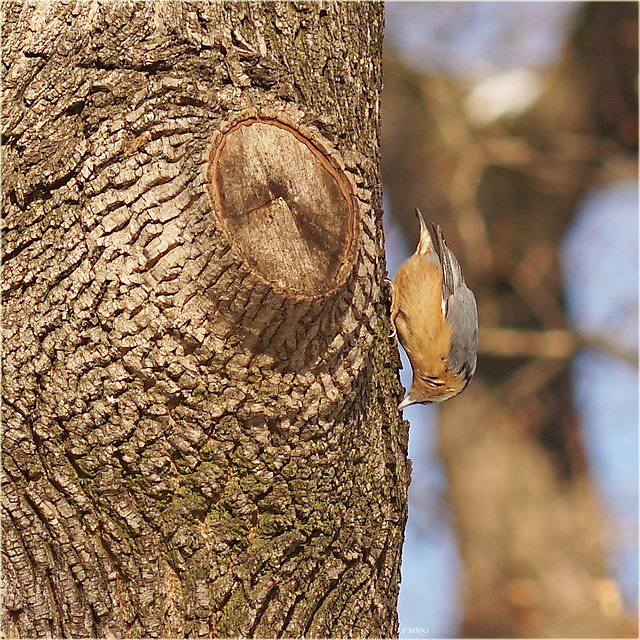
[2, 2, 409, 637]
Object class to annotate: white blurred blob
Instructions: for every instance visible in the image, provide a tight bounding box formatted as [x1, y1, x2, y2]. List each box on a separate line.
[464, 68, 544, 126]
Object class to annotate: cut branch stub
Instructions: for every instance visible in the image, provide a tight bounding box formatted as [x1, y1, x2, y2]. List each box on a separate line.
[207, 111, 360, 299]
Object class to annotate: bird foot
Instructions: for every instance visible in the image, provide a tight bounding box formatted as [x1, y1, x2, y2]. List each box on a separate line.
[384, 277, 398, 338]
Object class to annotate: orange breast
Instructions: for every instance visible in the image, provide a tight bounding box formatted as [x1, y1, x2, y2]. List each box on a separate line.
[391, 253, 452, 381]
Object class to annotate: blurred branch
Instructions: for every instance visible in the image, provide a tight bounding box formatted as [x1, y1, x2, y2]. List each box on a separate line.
[511, 246, 567, 328]
[494, 358, 567, 416]
[480, 326, 639, 367]
[480, 327, 577, 359]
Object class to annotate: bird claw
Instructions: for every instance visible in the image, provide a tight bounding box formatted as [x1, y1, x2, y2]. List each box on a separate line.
[385, 277, 397, 338]
[389, 309, 398, 339]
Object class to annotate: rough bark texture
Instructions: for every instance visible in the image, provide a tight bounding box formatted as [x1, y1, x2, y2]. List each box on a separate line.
[2, 2, 409, 637]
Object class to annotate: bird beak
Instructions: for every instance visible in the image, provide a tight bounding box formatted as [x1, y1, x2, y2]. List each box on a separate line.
[398, 396, 415, 411]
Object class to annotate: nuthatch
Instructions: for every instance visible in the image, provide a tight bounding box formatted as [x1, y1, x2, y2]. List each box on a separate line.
[390, 208, 478, 410]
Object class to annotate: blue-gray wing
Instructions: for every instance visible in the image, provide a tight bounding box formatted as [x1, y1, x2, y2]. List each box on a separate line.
[445, 283, 478, 381]
[428, 224, 464, 300]
[428, 223, 478, 381]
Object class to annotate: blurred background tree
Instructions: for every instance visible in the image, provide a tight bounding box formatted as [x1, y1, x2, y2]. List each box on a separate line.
[382, 3, 638, 637]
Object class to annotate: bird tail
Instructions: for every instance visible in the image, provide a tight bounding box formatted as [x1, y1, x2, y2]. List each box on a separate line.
[414, 208, 434, 255]
[429, 223, 466, 299]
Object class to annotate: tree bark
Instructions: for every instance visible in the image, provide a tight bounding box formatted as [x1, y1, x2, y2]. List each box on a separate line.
[2, 2, 409, 637]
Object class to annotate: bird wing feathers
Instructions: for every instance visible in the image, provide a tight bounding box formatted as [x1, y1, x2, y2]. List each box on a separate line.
[428, 224, 465, 304]
[428, 224, 478, 380]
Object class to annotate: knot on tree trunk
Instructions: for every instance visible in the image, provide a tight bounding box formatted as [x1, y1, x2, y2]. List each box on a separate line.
[204, 106, 364, 370]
